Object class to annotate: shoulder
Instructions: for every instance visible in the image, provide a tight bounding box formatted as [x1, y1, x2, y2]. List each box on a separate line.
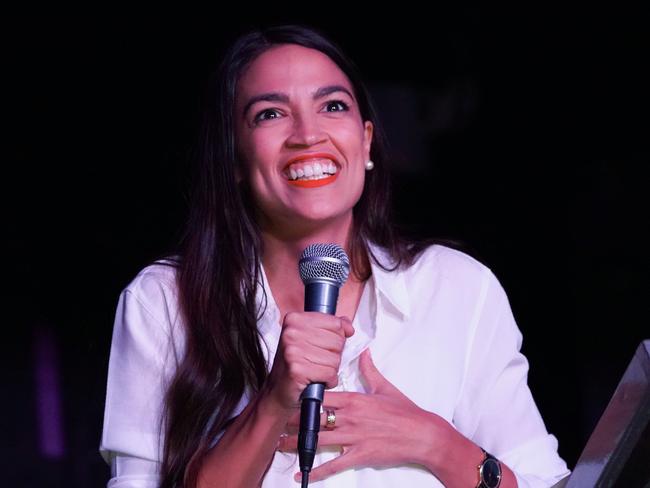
[125, 259, 179, 301]
[370, 240, 506, 283]
[398, 243, 496, 295]
[118, 258, 182, 334]
[408, 243, 490, 280]
[412, 245, 520, 344]
[372, 242, 509, 313]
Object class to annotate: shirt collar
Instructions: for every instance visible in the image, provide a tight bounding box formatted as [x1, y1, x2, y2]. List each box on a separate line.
[255, 241, 411, 341]
[366, 242, 411, 321]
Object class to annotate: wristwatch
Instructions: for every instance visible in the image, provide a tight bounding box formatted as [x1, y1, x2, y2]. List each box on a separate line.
[476, 448, 502, 488]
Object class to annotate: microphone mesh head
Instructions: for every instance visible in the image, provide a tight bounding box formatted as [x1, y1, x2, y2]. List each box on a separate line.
[299, 243, 350, 287]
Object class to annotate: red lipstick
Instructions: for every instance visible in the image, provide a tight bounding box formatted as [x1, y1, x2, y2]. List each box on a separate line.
[287, 174, 338, 188]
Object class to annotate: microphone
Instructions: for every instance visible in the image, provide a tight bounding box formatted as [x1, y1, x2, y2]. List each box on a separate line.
[297, 243, 350, 486]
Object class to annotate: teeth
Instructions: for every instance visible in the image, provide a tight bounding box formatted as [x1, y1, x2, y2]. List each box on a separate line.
[287, 159, 338, 180]
[300, 174, 329, 181]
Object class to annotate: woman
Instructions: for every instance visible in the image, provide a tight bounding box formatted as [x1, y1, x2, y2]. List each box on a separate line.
[100, 24, 570, 487]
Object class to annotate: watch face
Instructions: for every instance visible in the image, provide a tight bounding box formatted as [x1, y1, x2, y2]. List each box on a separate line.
[481, 458, 501, 488]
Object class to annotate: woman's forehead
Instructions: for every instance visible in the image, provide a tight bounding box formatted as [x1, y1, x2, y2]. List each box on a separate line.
[236, 44, 354, 101]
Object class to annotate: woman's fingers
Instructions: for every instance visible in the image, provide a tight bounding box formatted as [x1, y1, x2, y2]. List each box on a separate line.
[296, 448, 361, 483]
[285, 390, 361, 427]
[266, 313, 356, 409]
[278, 429, 354, 452]
[358, 348, 415, 404]
[283, 312, 351, 336]
[286, 406, 346, 433]
[290, 328, 346, 353]
[358, 348, 391, 394]
[280, 313, 350, 354]
[284, 343, 341, 370]
[322, 391, 357, 408]
[339, 315, 355, 338]
[275, 354, 437, 483]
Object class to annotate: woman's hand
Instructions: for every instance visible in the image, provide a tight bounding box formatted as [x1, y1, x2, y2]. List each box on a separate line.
[278, 348, 454, 483]
[262, 312, 355, 414]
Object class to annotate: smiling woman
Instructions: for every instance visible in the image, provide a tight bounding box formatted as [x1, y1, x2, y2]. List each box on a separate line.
[99, 24, 571, 488]
[234, 43, 373, 242]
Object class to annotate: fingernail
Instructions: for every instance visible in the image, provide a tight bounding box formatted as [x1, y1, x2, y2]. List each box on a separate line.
[294, 472, 302, 481]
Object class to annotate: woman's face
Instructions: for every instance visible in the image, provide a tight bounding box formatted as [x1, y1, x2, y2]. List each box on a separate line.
[234, 43, 373, 234]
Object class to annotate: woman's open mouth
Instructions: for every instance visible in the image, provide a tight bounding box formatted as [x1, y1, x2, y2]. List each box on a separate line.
[284, 159, 338, 188]
[287, 173, 338, 188]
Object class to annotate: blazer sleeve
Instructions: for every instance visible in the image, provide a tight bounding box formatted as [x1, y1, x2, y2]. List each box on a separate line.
[452, 270, 571, 488]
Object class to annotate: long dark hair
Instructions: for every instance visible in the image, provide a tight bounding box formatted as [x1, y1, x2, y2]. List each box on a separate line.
[160, 24, 442, 487]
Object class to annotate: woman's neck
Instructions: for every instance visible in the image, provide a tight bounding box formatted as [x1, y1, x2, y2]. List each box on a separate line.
[260, 216, 368, 322]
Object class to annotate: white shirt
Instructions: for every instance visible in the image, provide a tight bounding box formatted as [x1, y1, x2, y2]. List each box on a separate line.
[100, 243, 571, 487]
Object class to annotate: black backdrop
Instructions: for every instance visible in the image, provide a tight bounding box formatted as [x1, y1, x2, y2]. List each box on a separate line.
[5, 8, 649, 486]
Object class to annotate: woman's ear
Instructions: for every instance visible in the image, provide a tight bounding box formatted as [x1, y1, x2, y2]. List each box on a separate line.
[363, 120, 374, 161]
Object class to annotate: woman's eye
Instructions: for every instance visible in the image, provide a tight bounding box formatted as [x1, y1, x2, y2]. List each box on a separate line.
[253, 109, 280, 123]
[253, 101, 349, 125]
[325, 100, 350, 112]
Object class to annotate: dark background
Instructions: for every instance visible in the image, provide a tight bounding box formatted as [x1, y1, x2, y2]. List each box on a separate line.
[5, 8, 648, 486]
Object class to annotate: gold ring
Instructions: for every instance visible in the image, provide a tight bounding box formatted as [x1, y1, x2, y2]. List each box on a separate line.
[326, 409, 336, 429]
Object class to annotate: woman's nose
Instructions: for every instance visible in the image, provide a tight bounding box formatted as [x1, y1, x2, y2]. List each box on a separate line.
[285, 112, 327, 147]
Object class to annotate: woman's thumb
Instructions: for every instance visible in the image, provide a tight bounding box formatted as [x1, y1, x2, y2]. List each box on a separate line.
[340, 316, 355, 337]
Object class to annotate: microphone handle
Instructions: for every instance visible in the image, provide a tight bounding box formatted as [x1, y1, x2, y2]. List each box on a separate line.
[298, 383, 325, 475]
[298, 281, 341, 477]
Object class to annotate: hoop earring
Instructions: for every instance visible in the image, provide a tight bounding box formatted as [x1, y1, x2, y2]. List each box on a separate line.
[365, 160, 375, 171]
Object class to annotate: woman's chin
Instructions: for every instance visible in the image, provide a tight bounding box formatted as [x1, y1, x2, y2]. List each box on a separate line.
[265, 208, 353, 238]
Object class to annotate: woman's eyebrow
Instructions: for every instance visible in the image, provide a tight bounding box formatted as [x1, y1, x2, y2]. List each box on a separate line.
[313, 85, 355, 102]
[242, 85, 355, 118]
